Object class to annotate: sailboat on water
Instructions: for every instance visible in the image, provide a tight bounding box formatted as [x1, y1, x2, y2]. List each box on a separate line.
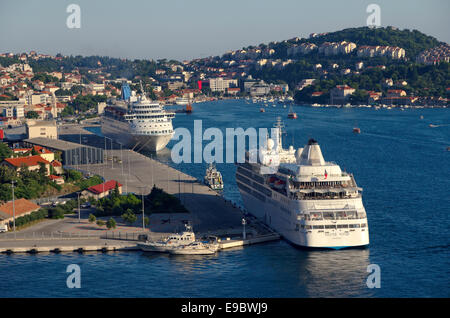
[287, 105, 298, 119]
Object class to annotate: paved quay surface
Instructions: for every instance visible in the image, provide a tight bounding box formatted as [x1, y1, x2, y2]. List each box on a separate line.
[0, 238, 139, 253]
[0, 123, 278, 253]
[58, 124, 247, 233]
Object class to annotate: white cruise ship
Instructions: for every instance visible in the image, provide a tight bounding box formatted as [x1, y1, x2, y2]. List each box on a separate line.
[236, 122, 369, 249]
[101, 93, 175, 152]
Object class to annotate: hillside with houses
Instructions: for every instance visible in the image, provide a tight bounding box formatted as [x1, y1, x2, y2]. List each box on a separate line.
[0, 26, 448, 126]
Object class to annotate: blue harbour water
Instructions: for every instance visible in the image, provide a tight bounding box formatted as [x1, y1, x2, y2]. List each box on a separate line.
[1, 100, 449, 297]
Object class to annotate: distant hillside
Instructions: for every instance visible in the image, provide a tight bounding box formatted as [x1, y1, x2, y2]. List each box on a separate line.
[245, 27, 448, 99]
[267, 26, 443, 59]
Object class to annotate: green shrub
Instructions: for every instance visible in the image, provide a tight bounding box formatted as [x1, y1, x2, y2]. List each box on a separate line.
[88, 213, 96, 223]
[49, 206, 65, 219]
[106, 218, 116, 230]
[121, 209, 137, 224]
[8, 208, 49, 228]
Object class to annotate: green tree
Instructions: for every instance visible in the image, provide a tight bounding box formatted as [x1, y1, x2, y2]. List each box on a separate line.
[106, 217, 116, 230]
[121, 209, 137, 224]
[0, 143, 12, 161]
[31, 73, 59, 83]
[25, 111, 40, 119]
[49, 206, 65, 219]
[349, 89, 369, 104]
[71, 94, 106, 112]
[88, 213, 96, 223]
[96, 219, 105, 227]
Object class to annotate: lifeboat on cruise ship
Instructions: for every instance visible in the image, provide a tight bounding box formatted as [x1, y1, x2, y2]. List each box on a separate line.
[273, 179, 286, 190]
[267, 176, 277, 185]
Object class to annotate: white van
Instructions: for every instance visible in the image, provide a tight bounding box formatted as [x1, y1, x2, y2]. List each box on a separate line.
[0, 224, 8, 233]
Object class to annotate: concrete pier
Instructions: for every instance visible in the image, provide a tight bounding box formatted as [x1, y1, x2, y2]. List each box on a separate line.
[219, 233, 281, 250]
[0, 239, 139, 254]
[0, 233, 280, 254]
[58, 124, 247, 233]
[0, 124, 281, 255]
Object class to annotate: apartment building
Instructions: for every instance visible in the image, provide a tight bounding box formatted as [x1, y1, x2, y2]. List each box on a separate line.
[209, 78, 238, 92]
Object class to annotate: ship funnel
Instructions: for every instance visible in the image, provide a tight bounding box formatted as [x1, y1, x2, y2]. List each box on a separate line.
[267, 138, 275, 151]
[300, 139, 325, 166]
[295, 148, 303, 163]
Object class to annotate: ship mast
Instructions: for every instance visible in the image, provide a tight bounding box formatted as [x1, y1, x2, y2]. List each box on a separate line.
[273, 117, 284, 152]
[139, 80, 147, 101]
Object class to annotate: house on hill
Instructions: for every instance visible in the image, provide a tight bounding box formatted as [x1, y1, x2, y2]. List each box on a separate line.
[48, 174, 64, 185]
[50, 160, 63, 174]
[1, 155, 50, 175]
[0, 198, 41, 226]
[81, 180, 122, 200]
[330, 85, 355, 105]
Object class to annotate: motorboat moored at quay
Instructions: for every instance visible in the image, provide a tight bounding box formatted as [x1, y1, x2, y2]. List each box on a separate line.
[138, 225, 196, 252]
[138, 225, 220, 254]
[169, 241, 220, 255]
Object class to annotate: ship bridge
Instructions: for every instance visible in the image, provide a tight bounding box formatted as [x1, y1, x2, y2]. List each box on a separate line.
[278, 139, 347, 182]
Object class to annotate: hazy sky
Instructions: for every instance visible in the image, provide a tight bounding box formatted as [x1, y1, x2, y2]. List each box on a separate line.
[1, 0, 449, 61]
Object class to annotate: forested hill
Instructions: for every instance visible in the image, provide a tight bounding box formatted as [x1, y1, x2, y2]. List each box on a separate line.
[264, 27, 443, 60]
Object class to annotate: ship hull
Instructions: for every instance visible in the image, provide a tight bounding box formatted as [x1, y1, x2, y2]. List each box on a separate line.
[138, 243, 177, 253]
[238, 190, 369, 249]
[101, 117, 173, 152]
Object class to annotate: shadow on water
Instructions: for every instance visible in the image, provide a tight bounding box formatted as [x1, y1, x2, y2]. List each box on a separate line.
[137, 239, 373, 297]
[46, 101, 448, 297]
[298, 248, 374, 297]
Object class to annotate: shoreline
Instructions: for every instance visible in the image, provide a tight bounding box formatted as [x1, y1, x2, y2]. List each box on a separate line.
[167, 97, 448, 109]
[298, 103, 448, 109]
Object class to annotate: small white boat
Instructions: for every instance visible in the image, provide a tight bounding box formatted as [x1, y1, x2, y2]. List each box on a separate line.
[169, 241, 220, 255]
[287, 105, 298, 119]
[138, 225, 196, 252]
[204, 163, 224, 190]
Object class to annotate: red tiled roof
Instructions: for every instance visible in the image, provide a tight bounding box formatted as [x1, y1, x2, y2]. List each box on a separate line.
[12, 148, 32, 153]
[87, 180, 122, 195]
[32, 145, 53, 155]
[336, 85, 353, 90]
[3, 155, 50, 168]
[48, 174, 62, 180]
[51, 160, 62, 167]
[0, 198, 40, 218]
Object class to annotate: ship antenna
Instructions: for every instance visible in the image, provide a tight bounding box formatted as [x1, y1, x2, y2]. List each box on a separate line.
[139, 80, 146, 99]
[274, 117, 284, 152]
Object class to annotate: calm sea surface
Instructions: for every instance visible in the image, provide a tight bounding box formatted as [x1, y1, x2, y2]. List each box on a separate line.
[1, 100, 449, 297]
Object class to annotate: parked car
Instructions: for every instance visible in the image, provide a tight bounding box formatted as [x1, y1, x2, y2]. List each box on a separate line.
[81, 202, 91, 208]
[0, 224, 8, 233]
